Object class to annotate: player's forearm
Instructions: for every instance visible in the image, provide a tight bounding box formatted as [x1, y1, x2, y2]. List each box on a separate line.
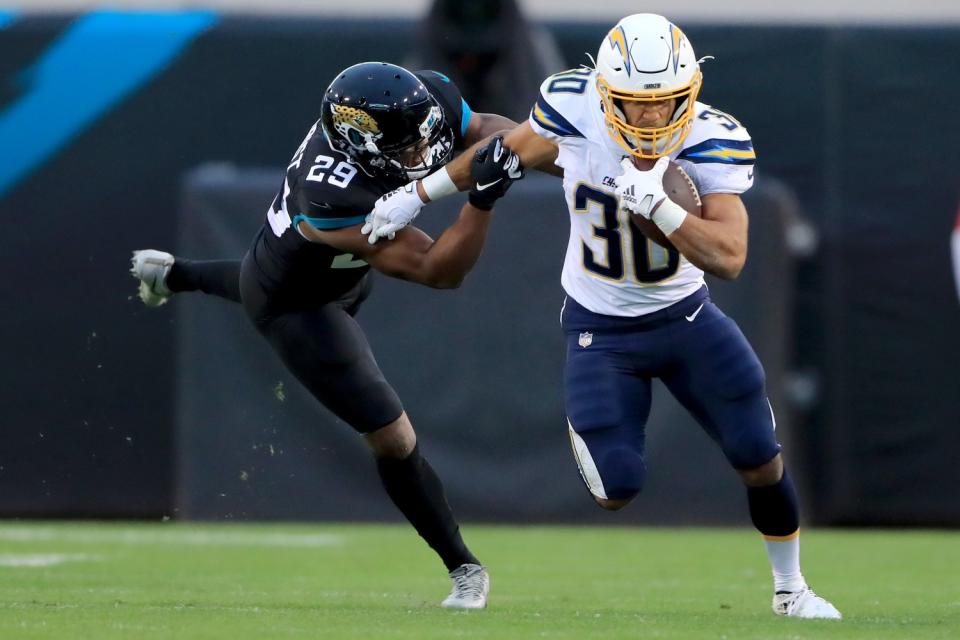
[417, 124, 559, 202]
[449, 139, 496, 192]
[468, 113, 518, 143]
[418, 204, 493, 288]
[668, 216, 747, 280]
[413, 138, 490, 203]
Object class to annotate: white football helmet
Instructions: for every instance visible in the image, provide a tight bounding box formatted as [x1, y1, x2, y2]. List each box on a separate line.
[595, 14, 702, 159]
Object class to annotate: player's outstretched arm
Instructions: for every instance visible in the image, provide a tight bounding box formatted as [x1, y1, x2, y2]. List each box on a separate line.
[444, 120, 561, 192]
[414, 119, 558, 201]
[502, 121, 561, 176]
[462, 115, 563, 180]
[463, 112, 518, 148]
[305, 137, 523, 289]
[363, 120, 555, 244]
[410, 113, 519, 203]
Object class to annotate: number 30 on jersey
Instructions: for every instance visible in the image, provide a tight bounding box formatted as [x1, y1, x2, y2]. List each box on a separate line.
[576, 184, 680, 284]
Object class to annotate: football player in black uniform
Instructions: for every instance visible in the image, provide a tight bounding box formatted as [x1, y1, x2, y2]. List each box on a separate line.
[130, 62, 524, 608]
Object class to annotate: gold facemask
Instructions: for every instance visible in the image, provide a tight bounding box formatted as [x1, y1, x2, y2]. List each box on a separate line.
[596, 70, 702, 160]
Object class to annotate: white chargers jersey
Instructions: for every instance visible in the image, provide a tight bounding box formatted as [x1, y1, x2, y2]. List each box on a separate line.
[529, 68, 756, 317]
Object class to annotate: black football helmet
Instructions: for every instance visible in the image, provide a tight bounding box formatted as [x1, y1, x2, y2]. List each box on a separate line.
[320, 62, 455, 181]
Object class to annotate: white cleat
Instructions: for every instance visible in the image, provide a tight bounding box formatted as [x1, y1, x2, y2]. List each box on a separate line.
[773, 586, 842, 620]
[130, 249, 174, 307]
[440, 563, 489, 609]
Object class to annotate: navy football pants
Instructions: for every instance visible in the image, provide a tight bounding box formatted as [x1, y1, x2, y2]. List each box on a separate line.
[562, 287, 780, 501]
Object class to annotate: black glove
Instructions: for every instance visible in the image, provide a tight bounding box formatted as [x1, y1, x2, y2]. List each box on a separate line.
[468, 136, 525, 211]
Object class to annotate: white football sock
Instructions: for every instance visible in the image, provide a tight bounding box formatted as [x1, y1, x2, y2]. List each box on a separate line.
[763, 532, 806, 593]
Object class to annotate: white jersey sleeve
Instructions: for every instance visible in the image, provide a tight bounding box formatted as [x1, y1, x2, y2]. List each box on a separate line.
[674, 102, 756, 195]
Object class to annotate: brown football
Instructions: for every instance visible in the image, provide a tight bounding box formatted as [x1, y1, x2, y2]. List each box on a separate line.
[627, 157, 701, 250]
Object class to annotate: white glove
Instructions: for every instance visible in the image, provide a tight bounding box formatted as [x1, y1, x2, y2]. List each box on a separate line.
[613, 156, 670, 219]
[614, 156, 687, 236]
[361, 181, 424, 244]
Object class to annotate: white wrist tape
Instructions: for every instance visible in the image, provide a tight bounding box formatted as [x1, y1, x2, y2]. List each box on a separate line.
[419, 167, 458, 202]
[652, 198, 688, 236]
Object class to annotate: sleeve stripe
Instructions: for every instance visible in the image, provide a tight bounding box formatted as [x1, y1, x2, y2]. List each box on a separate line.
[460, 98, 473, 137]
[678, 138, 755, 165]
[292, 213, 366, 230]
[531, 93, 583, 138]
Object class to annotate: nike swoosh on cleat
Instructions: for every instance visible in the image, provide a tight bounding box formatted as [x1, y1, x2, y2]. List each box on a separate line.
[685, 303, 704, 322]
[475, 178, 502, 191]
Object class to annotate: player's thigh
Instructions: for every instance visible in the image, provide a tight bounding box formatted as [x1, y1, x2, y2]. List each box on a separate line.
[565, 333, 652, 500]
[662, 304, 779, 469]
[253, 303, 403, 434]
[335, 272, 373, 317]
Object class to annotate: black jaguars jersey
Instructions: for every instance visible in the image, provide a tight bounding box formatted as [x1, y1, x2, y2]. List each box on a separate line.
[247, 71, 471, 307]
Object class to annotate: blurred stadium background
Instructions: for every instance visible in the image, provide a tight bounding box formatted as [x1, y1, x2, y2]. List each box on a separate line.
[1, 0, 959, 530]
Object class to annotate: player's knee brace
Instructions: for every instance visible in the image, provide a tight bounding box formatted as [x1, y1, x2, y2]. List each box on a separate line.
[569, 427, 645, 504]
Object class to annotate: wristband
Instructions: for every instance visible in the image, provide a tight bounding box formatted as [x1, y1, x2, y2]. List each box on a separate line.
[652, 198, 688, 236]
[420, 167, 458, 202]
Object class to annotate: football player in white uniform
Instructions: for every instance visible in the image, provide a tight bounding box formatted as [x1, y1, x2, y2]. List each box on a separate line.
[362, 14, 841, 620]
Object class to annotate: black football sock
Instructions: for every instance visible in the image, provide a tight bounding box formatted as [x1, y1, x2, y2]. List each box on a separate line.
[747, 470, 805, 592]
[746, 469, 800, 537]
[167, 258, 242, 303]
[376, 444, 479, 572]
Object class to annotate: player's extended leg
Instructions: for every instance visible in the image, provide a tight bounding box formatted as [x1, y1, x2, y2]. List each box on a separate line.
[661, 300, 841, 619]
[240, 270, 486, 608]
[367, 415, 488, 609]
[564, 326, 653, 511]
[130, 250, 242, 306]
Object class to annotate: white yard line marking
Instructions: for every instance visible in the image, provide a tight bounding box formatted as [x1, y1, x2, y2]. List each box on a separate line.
[0, 553, 98, 567]
[0, 527, 343, 548]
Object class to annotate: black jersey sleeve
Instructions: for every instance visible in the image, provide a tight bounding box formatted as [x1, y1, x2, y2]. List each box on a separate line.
[294, 183, 369, 230]
[416, 70, 474, 150]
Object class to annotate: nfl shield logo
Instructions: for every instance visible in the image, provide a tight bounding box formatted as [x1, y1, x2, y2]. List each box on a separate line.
[578, 331, 593, 347]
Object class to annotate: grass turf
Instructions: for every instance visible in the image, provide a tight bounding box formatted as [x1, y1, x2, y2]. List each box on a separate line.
[0, 522, 956, 639]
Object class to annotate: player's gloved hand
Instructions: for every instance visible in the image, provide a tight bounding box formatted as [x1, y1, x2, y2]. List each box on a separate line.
[468, 136, 524, 211]
[362, 181, 425, 244]
[614, 156, 670, 219]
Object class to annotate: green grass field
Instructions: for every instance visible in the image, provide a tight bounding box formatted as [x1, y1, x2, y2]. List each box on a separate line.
[0, 522, 956, 639]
